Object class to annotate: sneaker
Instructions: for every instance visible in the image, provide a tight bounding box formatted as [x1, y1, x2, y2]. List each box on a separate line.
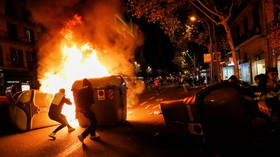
[68, 127, 75, 133]
[90, 135, 100, 141]
[49, 133, 56, 140]
[78, 135, 84, 143]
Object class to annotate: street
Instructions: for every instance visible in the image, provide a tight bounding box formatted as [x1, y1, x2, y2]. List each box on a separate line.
[0, 86, 207, 157]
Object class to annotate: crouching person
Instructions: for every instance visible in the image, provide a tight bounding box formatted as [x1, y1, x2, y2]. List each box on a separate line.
[48, 88, 75, 140]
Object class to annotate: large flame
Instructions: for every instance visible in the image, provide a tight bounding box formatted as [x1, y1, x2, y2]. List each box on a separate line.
[39, 15, 110, 126]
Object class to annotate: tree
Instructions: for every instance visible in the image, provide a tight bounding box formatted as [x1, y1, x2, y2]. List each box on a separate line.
[189, 0, 239, 77]
[127, 0, 239, 78]
[127, 0, 191, 46]
[172, 51, 188, 72]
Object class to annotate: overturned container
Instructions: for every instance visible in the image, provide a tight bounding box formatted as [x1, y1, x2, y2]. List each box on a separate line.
[160, 96, 203, 137]
[6, 90, 57, 131]
[72, 75, 127, 127]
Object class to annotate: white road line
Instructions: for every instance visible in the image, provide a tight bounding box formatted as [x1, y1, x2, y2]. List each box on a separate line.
[155, 98, 163, 101]
[148, 96, 155, 100]
[128, 111, 134, 115]
[145, 105, 151, 109]
[139, 101, 148, 106]
[152, 105, 160, 109]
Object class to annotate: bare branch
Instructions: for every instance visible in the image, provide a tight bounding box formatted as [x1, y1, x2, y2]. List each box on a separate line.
[195, 0, 222, 18]
[189, 0, 218, 25]
[225, 1, 234, 21]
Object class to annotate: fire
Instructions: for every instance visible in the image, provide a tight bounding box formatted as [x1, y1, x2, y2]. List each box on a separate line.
[39, 15, 110, 126]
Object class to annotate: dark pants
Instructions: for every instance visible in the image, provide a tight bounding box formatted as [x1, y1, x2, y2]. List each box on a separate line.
[81, 111, 97, 138]
[49, 112, 70, 133]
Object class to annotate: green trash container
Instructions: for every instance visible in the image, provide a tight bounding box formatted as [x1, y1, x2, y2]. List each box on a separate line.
[72, 75, 127, 127]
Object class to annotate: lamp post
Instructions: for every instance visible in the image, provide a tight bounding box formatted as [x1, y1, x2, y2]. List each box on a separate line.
[189, 15, 218, 83]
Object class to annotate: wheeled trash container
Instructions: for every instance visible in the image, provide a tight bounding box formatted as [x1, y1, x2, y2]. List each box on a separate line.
[6, 90, 57, 131]
[160, 96, 203, 137]
[72, 75, 127, 127]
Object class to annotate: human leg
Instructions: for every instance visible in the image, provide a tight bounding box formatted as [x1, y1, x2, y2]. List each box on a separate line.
[49, 114, 73, 139]
[57, 114, 75, 132]
[78, 111, 98, 143]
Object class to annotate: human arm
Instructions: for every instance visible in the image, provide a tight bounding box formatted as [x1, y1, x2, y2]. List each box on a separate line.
[254, 90, 280, 101]
[64, 98, 72, 105]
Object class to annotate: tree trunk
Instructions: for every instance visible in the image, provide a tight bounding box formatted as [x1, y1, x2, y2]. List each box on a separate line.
[223, 21, 239, 78]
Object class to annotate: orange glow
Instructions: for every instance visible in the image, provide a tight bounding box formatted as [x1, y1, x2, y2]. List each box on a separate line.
[190, 16, 197, 22]
[39, 15, 110, 126]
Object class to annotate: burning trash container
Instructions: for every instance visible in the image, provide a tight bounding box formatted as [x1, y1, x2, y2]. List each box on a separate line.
[72, 75, 127, 127]
[6, 90, 57, 131]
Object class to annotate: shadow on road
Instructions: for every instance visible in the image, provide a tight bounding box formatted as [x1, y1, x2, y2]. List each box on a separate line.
[0, 106, 19, 136]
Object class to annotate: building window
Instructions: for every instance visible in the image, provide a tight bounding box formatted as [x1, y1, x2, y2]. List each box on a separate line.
[253, 5, 260, 28]
[26, 51, 36, 68]
[0, 46, 3, 66]
[243, 17, 248, 33]
[5, 0, 15, 17]
[10, 48, 24, 68]
[274, 7, 280, 22]
[25, 29, 35, 44]
[233, 24, 240, 42]
[7, 23, 18, 41]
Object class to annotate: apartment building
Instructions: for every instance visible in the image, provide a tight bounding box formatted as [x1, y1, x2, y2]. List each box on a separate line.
[0, 0, 43, 95]
[230, 0, 279, 83]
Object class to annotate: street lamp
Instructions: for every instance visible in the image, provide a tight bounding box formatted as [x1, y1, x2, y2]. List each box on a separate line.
[190, 16, 197, 22]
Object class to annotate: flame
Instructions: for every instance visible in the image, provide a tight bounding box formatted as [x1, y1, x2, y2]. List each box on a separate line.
[39, 15, 110, 126]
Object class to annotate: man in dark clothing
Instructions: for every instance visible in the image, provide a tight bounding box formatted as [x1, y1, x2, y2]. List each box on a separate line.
[48, 88, 75, 140]
[77, 79, 99, 144]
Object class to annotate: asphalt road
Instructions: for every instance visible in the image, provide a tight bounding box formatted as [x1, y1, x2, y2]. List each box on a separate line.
[0, 86, 208, 157]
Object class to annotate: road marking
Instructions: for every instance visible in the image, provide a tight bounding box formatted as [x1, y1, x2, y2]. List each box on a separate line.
[152, 105, 160, 109]
[56, 141, 81, 157]
[139, 101, 148, 106]
[128, 111, 134, 115]
[145, 105, 151, 109]
[148, 96, 155, 100]
[155, 98, 163, 102]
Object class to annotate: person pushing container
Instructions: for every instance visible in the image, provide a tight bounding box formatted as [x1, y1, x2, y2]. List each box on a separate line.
[76, 79, 99, 144]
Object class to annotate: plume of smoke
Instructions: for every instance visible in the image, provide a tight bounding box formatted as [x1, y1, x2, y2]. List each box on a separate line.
[76, 1, 145, 107]
[27, 0, 145, 106]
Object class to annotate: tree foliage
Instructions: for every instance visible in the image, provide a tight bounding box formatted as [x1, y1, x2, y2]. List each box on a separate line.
[127, 0, 238, 78]
[127, 0, 195, 45]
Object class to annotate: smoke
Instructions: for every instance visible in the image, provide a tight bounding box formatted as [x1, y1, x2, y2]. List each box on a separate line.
[27, 0, 145, 106]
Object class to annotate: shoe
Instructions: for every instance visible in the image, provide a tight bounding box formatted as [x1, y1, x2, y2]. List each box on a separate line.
[78, 135, 84, 143]
[68, 127, 75, 133]
[49, 133, 56, 140]
[90, 135, 100, 141]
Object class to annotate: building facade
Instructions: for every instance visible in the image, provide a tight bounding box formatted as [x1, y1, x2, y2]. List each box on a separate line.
[0, 0, 43, 95]
[230, 0, 280, 83]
